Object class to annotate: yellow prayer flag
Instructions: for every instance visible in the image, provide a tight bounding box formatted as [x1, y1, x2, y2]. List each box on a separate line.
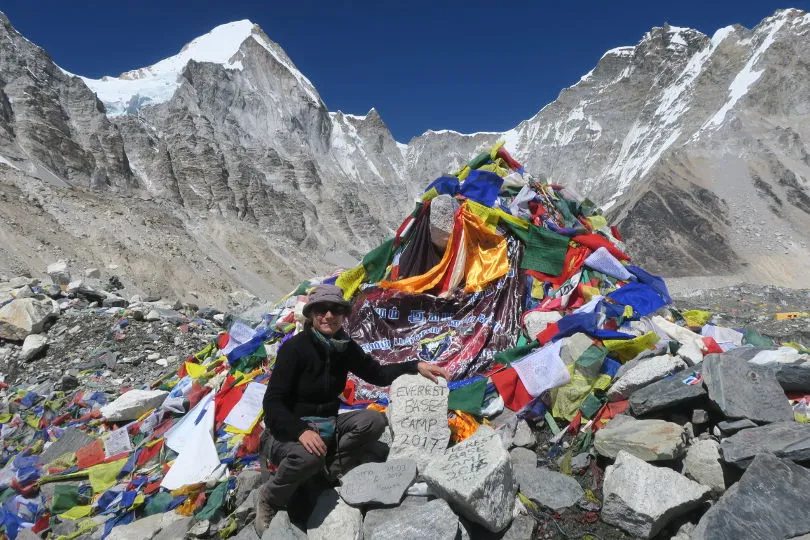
[59, 505, 93, 520]
[603, 331, 660, 363]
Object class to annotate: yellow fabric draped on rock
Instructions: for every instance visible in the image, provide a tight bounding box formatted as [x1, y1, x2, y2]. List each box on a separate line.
[379, 204, 509, 294]
[603, 331, 660, 363]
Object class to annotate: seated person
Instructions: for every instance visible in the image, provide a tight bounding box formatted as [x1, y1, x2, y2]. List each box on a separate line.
[255, 284, 448, 532]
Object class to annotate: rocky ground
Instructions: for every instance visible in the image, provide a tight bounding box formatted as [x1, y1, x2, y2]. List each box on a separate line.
[0, 270, 808, 539]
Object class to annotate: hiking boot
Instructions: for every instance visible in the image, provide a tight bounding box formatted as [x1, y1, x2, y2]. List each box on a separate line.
[254, 487, 276, 534]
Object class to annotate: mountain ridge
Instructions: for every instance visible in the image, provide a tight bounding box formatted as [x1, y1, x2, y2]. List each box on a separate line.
[0, 8, 808, 308]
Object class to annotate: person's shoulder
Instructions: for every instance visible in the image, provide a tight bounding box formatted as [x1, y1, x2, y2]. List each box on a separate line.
[279, 329, 313, 354]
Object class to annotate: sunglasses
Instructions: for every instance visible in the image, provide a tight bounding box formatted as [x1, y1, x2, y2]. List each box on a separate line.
[311, 303, 349, 316]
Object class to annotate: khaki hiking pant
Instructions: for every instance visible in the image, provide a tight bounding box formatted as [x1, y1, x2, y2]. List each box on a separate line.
[260, 409, 386, 508]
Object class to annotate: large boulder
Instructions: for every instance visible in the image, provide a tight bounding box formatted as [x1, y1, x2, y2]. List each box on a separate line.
[423, 425, 516, 532]
[19, 333, 48, 361]
[47, 261, 71, 287]
[628, 363, 707, 415]
[106, 511, 189, 540]
[602, 450, 710, 539]
[692, 453, 810, 540]
[365, 497, 459, 540]
[594, 417, 686, 461]
[720, 422, 810, 468]
[0, 297, 59, 341]
[100, 389, 169, 422]
[517, 467, 584, 510]
[703, 352, 794, 423]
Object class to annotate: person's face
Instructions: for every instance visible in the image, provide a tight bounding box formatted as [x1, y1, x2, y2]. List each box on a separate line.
[310, 303, 348, 336]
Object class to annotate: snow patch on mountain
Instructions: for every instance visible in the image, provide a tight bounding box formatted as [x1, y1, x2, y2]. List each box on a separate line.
[75, 19, 320, 115]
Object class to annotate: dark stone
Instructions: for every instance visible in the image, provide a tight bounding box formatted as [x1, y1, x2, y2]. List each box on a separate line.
[716, 419, 758, 435]
[39, 428, 96, 464]
[196, 307, 221, 320]
[702, 353, 793, 424]
[56, 373, 79, 391]
[692, 453, 810, 539]
[720, 422, 810, 468]
[102, 296, 128, 308]
[628, 365, 707, 416]
[775, 363, 810, 392]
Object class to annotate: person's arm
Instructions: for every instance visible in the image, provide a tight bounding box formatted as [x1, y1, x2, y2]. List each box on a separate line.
[347, 343, 449, 386]
[262, 342, 310, 441]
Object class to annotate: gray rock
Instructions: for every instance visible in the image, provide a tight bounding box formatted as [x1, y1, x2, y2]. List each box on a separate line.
[628, 365, 707, 415]
[85, 268, 101, 279]
[102, 296, 128, 308]
[186, 520, 210, 538]
[231, 525, 260, 540]
[716, 418, 758, 435]
[607, 354, 687, 401]
[338, 458, 416, 506]
[40, 428, 97, 464]
[501, 514, 537, 540]
[720, 422, 810, 468]
[602, 450, 710, 539]
[152, 516, 193, 540]
[511, 420, 535, 448]
[362, 495, 431, 538]
[20, 334, 48, 361]
[106, 511, 187, 540]
[0, 297, 59, 340]
[594, 417, 686, 461]
[306, 488, 362, 540]
[518, 467, 584, 510]
[99, 389, 169, 422]
[263, 511, 307, 540]
[692, 409, 709, 424]
[423, 425, 515, 532]
[47, 261, 71, 286]
[365, 498, 459, 540]
[703, 353, 793, 424]
[387, 374, 450, 469]
[683, 439, 725, 493]
[8, 277, 38, 288]
[233, 488, 258, 523]
[774, 363, 810, 392]
[671, 522, 697, 540]
[235, 470, 263, 508]
[692, 453, 810, 540]
[57, 373, 80, 391]
[508, 447, 537, 469]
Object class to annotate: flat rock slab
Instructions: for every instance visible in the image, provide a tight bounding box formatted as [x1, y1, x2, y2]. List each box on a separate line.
[518, 467, 584, 510]
[306, 488, 362, 540]
[775, 363, 810, 392]
[338, 458, 416, 506]
[387, 374, 450, 469]
[628, 365, 706, 416]
[594, 417, 685, 461]
[106, 511, 188, 540]
[362, 496, 432, 538]
[720, 422, 810, 468]
[40, 428, 96, 464]
[692, 453, 810, 540]
[365, 498, 459, 540]
[100, 389, 169, 422]
[683, 439, 725, 493]
[423, 425, 516, 532]
[703, 353, 793, 423]
[608, 355, 687, 401]
[716, 418, 757, 435]
[602, 450, 710, 539]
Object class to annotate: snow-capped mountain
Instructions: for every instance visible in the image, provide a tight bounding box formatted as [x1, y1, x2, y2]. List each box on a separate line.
[0, 9, 808, 306]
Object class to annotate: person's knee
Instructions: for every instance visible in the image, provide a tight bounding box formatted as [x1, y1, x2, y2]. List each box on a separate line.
[288, 447, 325, 475]
[352, 410, 386, 439]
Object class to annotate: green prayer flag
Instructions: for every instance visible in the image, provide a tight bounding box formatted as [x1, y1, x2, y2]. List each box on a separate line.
[447, 379, 487, 414]
[575, 345, 607, 370]
[520, 225, 569, 276]
[494, 340, 539, 366]
[145, 491, 174, 516]
[579, 393, 605, 419]
[362, 238, 396, 283]
[743, 329, 774, 348]
[195, 481, 229, 521]
[502, 219, 530, 244]
[291, 280, 311, 297]
[51, 484, 82, 514]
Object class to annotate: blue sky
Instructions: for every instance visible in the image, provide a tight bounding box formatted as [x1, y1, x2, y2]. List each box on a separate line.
[2, 1, 807, 142]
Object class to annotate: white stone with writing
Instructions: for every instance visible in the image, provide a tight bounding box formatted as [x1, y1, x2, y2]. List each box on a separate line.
[423, 425, 516, 533]
[387, 374, 450, 469]
[339, 459, 417, 506]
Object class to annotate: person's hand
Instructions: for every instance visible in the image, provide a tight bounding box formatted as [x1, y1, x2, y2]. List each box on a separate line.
[417, 361, 450, 383]
[299, 430, 327, 456]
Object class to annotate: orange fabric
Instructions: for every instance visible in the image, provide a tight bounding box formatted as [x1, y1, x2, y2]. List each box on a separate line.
[592, 400, 629, 431]
[380, 205, 509, 294]
[449, 411, 480, 442]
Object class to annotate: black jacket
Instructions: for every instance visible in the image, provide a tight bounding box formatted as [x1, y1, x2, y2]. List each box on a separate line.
[263, 326, 419, 441]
